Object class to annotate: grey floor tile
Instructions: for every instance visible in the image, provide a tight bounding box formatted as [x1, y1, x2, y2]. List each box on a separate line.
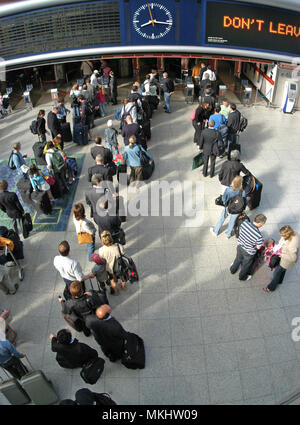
[278, 281, 300, 307]
[167, 268, 197, 292]
[258, 308, 291, 336]
[173, 375, 210, 404]
[140, 346, 173, 378]
[243, 396, 275, 405]
[231, 312, 263, 340]
[198, 289, 229, 316]
[105, 378, 139, 405]
[139, 271, 168, 293]
[139, 319, 171, 347]
[140, 377, 175, 405]
[208, 371, 243, 404]
[172, 345, 207, 376]
[235, 338, 268, 369]
[265, 334, 297, 363]
[270, 360, 300, 403]
[240, 366, 273, 400]
[226, 288, 257, 314]
[253, 285, 284, 310]
[205, 342, 239, 373]
[194, 267, 225, 290]
[202, 314, 234, 344]
[169, 292, 200, 318]
[139, 292, 169, 320]
[170, 317, 203, 346]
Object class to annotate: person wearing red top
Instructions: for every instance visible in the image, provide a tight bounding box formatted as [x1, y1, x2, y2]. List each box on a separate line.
[96, 86, 106, 117]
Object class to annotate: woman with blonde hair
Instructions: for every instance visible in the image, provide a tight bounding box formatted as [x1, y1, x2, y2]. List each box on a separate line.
[210, 175, 247, 238]
[123, 135, 152, 184]
[264, 225, 299, 293]
[99, 230, 126, 295]
[73, 203, 96, 262]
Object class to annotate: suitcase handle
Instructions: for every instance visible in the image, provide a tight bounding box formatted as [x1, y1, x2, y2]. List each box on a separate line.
[23, 355, 34, 371]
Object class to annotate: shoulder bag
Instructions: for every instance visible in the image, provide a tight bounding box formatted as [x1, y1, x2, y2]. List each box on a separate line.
[77, 220, 94, 245]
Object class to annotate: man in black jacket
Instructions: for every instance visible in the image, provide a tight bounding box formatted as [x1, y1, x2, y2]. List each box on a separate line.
[50, 328, 98, 369]
[218, 150, 250, 192]
[121, 115, 140, 146]
[93, 200, 122, 239]
[198, 120, 222, 178]
[0, 180, 24, 235]
[227, 103, 241, 144]
[85, 304, 126, 362]
[161, 72, 174, 113]
[90, 137, 113, 164]
[88, 154, 115, 183]
[47, 107, 61, 139]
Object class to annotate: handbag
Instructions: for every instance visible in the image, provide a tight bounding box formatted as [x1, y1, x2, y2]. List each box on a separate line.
[215, 194, 224, 206]
[77, 221, 93, 245]
[40, 171, 55, 186]
[192, 152, 204, 170]
[138, 145, 150, 167]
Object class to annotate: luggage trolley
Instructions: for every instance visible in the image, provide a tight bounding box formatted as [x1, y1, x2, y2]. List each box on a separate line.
[185, 76, 194, 104]
[2, 245, 25, 281]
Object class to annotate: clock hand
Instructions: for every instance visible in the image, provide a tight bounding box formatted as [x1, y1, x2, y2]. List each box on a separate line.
[148, 3, 155, 27]
[153, 20, 172, 25]
[140, 20, 152, 28]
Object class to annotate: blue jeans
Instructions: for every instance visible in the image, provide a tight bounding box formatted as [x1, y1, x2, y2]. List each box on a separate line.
[213, 207, 238, 237]
[99, 103, 105, 117]
[87, 236, 95, 261]
[267, 265, 286, 291]
[164, 92, 171, 113]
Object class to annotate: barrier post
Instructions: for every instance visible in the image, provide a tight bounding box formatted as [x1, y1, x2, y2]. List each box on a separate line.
[51, 88, 58, 106]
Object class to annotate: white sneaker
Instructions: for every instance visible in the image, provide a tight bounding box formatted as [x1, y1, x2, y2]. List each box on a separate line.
[210, 227, 217, 237]
[246, 275, 252, 281]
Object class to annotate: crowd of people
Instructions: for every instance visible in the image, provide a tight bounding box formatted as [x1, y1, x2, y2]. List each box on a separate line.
[0, 63, 169, 404]
[0, 60, 298, 404]
[191, 62, 299, 292]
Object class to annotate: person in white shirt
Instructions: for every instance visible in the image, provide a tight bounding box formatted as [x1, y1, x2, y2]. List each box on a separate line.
[90, 70, 99, 88]
[53, 240, 92, 299]
[202, 65, 216, 81]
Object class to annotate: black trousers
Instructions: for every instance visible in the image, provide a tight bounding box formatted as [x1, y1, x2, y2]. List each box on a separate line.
[1, 356, 28, 379]
[203, 153, 216, 177]
[230, 245, 255, 281]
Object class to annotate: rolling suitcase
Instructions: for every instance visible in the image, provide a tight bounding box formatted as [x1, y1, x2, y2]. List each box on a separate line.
[61, 122, 72, 142]
[142, 160, 155, 180]
[141, 119, 151, 140]
[73, 123, 89, 145]
[22, 212, 33, 239]
[31, 190, 52, 215]
[0, 372, 30, 405]
[20, 357, 58, 405]
[121, 332, 145, 369]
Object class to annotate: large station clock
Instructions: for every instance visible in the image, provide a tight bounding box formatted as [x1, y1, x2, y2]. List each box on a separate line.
[132, 2, 173, 40]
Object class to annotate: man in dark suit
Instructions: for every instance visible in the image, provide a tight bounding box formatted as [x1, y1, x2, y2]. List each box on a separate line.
[50, 328, 98, 369]
[47, 107, 61, 139]
[227, 103, 241, 145]
[85, 305, 126, 362]
[198, 120, 222, 178]
[200, 73, 211, 98]
[93, 200, 122, 238]
[90, 137, 113, 164]
[88, 155, 115, 183]
[121, 115, 140, 146]
[0, 180, 24, 235]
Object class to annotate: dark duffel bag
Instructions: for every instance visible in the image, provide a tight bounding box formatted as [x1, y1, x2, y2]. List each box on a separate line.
[141, 119, 151, 140]
[22, 213, 33, 239]
[61, 122, 72, 142]
[31, 190, 52, 215]
[247, 176, 263, 210]
[142, 160, 155, 180]
[80, 357, 105, 385]
[94, 393, 117, 406]
[121, 332, 145, 370]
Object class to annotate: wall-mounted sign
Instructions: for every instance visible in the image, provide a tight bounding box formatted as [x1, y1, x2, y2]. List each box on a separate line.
[205, 1, 300, 55]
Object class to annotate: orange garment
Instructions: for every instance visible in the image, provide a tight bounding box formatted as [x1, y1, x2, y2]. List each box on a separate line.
[192, 64, 202, 77]
[0, 237, 14, 252]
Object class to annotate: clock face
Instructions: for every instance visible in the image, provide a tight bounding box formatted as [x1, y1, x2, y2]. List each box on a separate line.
[133, 3, 173, 40]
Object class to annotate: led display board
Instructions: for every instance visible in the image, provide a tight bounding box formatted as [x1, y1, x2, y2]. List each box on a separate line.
[205, 0, 300, 55]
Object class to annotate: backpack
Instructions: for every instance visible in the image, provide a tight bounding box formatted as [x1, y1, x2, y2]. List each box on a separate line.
[49, 151, 65, 173]
[8, 151, 17, 170]
[239, 115, 248, 132]
[227, 191, 246, 214]
[30, 119, 39, 135]
[113, 244, 139, 283]
[190, 109, 196, 121]
[85, 101, 94, 116]
[138, 145, 150, 167]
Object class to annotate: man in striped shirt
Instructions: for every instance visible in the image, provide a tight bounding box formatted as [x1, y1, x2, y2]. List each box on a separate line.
[230, 214, 267, 281]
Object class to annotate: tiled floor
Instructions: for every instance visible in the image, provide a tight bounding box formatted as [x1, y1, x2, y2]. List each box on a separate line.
[0, 92, 300, 405]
